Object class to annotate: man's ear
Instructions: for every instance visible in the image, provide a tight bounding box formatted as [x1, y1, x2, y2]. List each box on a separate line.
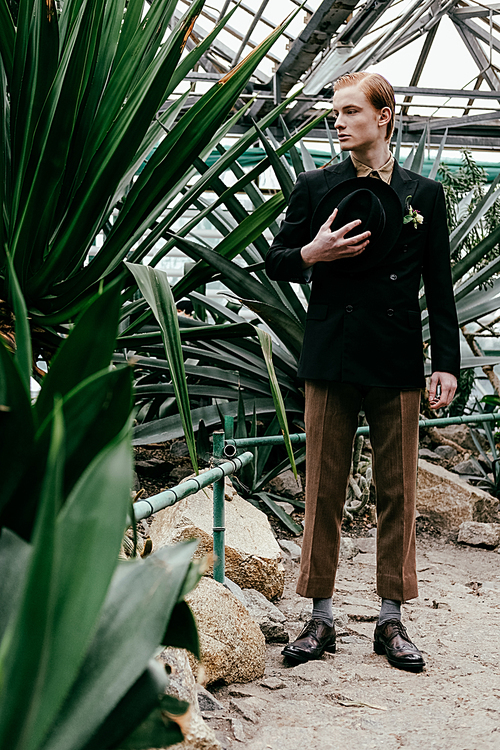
[378, 106, 392, 128]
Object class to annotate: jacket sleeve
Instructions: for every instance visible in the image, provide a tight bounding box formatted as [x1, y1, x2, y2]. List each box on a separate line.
[265, 172, 312, 283]
[422, 182, 461, 377]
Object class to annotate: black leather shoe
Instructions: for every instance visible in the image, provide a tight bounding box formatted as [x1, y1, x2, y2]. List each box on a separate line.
[282, 618, 336, 664]
[373, 619, 425, 672]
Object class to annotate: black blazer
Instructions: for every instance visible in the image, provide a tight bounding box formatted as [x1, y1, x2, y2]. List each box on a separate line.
[265, 158, 460, 388]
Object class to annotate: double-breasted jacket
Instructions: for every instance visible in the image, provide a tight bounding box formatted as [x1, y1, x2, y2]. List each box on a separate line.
[265, 157, 460, 388]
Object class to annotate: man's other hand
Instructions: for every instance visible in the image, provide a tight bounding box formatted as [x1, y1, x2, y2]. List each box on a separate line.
[300, 208, 371, 268]
[429, 372, 457, 410]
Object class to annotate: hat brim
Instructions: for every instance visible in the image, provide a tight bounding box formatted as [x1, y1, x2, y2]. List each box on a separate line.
[310, 177, 402, 273]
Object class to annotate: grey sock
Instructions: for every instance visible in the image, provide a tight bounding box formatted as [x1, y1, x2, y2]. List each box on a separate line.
[378, 598, 402, 626]
[312, 597, 333, 627]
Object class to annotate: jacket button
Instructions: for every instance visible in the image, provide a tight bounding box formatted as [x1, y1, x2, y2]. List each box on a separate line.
[402, 245, 408, 253]
[346, 305, 353, 313]
[387, 308, 394, 317]
[390, 274, 397, 281]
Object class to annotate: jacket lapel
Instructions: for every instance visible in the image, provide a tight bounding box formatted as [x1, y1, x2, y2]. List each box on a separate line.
[323, 157, 418, 218]
[390, 161, 418, 215]
[323, 157, 356, 190]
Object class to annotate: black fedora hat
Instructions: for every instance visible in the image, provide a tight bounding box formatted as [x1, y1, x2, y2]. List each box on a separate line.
[310, 177, 402, 272]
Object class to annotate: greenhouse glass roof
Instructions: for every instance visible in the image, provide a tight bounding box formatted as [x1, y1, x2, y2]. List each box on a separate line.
[167, 0, 500, 153]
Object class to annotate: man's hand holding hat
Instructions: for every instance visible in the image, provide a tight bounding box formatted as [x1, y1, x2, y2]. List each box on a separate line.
[301, 208, 371, 269]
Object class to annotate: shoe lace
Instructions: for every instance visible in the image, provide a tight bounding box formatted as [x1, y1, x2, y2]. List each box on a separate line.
[385, 619, 411, 642]
[301, 618, 327, 637]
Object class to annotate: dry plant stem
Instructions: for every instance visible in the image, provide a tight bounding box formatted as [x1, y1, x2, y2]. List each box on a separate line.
[461, 325, 500, 396]
[426, 427, 467, 455]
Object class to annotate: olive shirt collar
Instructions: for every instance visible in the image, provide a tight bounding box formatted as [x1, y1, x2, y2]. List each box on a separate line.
[350, 153, 395, 184]
[323, 155, 417, 214]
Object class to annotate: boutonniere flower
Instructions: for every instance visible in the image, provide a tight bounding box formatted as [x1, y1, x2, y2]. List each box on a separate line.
[404, 196, 423, 229]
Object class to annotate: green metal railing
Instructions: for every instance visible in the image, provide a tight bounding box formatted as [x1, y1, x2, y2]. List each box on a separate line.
[134, 411, 500, 583]
[223, 412, 500, 450]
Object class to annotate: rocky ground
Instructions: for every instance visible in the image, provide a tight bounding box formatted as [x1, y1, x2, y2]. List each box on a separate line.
[134, 427, 500, 749]
[200, 532, 500, 750]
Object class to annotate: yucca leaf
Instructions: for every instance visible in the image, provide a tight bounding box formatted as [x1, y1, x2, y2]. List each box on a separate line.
[27, 419, 133, 750]
[255, 328, 297, 479]
[161, 600, 200, 659]
[236, 297, 304, 357]
[253, 491, 302, 535]
[254, 120, 294, 200]
[280, 115, 304, 176]
[41, 540, 198, 750]
[11, 0, 101, 280]
[454, 252, 500, 304]
[75, 0, 179, 189]
[125, 262, 198, 474]
[5, 250, 31, 393]
[300, 140, 317, 172]
[0, 402, 64, 750]
[393, 110, 403, 164]
[35, 365, 133, 497]
[121, 355, 276, 396]
[0, 529, 32, 642]
[11, 0, 59, 222]
[135, 383, 247, 401]
[203, 107, 331, 212]
[411, 126, 427, 176]
[171, 192, 286, 300]
[451, 224, 500, 283]
[29, 0, 206, 298]
[132, 395, 303, 445]
[119, 322, 255, 348]
[115, 8, 297, 234]
[164, 0, 239, 97]
[34, 280, 122, 427]
[0, 57, 8, 258]
[0, 0, 14, 80]
[255, 445, 306, 492]
[107, 97, 305, 296]
[449, 173, 500, 254]
[112, 0, 144, 68]
[0, 334, 35, 520]
[428, 128, 447, 181]
[80, 659, 174, 750]
[403, 144, 416, 170]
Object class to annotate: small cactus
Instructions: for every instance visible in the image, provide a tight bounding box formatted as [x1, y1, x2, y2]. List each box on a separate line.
[344, 413, 373, 520]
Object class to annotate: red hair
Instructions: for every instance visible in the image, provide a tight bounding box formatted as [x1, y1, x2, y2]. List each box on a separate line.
[333, 72, 396, 141]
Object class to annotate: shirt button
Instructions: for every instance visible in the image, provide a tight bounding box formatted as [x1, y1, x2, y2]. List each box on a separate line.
[387, 308, 394, 317]
[402, 245, 408, 253]
[346, 305, 353, 313]
[390, 274, 397, 281]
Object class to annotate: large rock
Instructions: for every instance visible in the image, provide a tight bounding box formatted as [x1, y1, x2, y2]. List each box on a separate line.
[458, 521, 500, 548]
[148, 477, 284, 600]
[434, 424, 488, 451]
[434, 445, 458, 460]
[186, 577, 266, 686]
[242, 588, 288, 643]
[268, 469, 303, 498]
[157, 647, 221, 750]
[417, 459, 500, 530]
[452, 459, 483, 477]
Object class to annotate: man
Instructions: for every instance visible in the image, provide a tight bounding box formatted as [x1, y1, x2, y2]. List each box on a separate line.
[265, 72, 459, 672]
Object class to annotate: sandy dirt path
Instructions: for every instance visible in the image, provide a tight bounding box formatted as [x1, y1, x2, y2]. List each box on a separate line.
[205, 535, 500, 750]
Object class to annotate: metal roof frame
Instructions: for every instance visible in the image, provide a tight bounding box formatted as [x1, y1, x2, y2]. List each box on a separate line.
[163, 0, 500, 152]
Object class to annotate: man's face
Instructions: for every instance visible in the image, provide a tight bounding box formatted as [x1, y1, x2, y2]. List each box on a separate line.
[332, 85, 388, 151]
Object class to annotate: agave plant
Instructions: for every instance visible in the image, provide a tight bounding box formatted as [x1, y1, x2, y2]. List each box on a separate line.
[0, 0, 297, 331]
[128, 125, 500, 448]
[121, 119, 500, 525]
[0, 0, 308, 472]
[0, 276, 203, 749]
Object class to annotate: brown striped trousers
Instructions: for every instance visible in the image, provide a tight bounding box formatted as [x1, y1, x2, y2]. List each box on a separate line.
[297, 380, 421, 602]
